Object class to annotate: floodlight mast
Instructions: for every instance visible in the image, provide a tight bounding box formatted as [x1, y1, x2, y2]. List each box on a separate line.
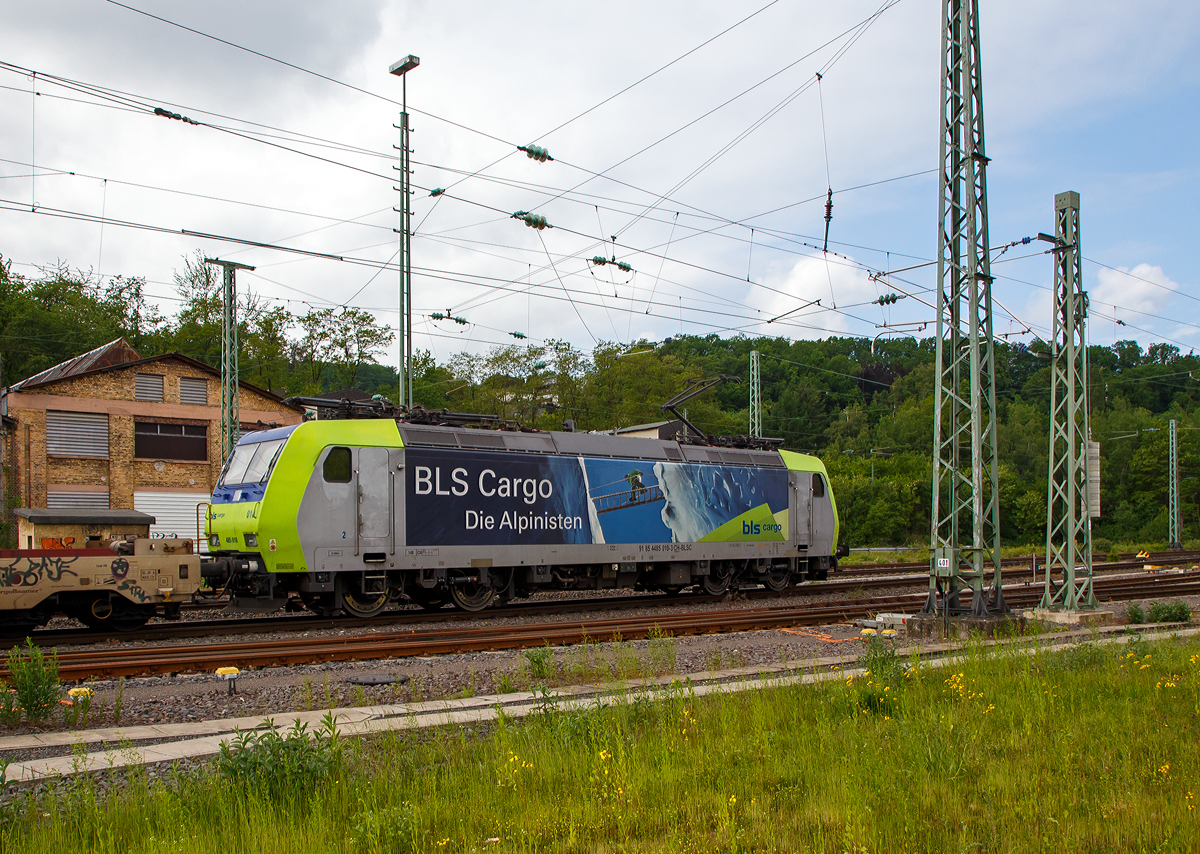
[390, 54, 419, 408]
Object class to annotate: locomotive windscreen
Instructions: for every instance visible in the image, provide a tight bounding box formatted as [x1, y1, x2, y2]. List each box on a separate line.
[405, 448, 789, 547]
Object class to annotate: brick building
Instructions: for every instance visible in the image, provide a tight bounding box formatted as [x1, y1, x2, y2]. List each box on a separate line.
[3, 339, 302, 538]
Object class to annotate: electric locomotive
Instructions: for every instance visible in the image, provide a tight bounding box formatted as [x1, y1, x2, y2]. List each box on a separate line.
[203, 399, 844, 616]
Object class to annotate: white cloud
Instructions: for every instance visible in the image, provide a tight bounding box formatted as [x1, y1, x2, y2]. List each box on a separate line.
[1093, 263, 1178, 317]
[764, 255, 880, 337]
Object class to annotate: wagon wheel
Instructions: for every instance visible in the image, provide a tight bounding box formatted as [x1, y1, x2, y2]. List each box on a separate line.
[449, 580, 496, 612]
[701, 563, 733, 596]
[76, 596, 151, 632]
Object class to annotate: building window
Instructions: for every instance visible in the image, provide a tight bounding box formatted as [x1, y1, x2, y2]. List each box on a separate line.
[135, 373, 165, 401]
[179, 376, 208, 406]
[47, 490, 110, 509]
[46, 411, 109, 458]
[134, 422, 208, 461]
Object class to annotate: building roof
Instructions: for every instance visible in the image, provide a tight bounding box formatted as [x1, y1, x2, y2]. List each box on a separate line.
[8, 340, 301, 409]
[10, 338, 142, 391]
[14, 508, 156, 526]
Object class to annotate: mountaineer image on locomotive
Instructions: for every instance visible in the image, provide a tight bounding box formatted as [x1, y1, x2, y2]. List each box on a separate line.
[203, 401, 843, 617]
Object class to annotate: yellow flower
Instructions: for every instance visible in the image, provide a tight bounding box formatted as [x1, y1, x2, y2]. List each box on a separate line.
[729, 795, 737, 805]
[1140, 664, 1151, 670]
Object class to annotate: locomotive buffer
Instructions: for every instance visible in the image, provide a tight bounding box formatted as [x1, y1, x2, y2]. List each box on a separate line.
[591, 470, 665, 515]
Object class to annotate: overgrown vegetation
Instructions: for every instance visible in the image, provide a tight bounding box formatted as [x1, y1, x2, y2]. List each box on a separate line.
[1129, 600, 1193, 625]
[3, 252, 1198, 546]
[4, 636, 1199, 851]
[2, 641, 60, 725]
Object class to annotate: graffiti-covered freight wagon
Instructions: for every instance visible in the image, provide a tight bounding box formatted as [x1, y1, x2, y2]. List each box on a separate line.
[2, 509, 204, 636]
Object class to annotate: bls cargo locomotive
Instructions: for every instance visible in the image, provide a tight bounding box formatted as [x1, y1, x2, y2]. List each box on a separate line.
[203, 400, 843, 617]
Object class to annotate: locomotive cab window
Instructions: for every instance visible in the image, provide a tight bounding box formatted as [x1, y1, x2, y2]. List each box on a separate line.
[218, 438, 287, 487]
[813, 473, 825, 498]
[323, 447, 352, 483]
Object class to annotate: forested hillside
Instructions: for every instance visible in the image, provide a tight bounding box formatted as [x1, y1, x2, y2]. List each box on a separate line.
[3, 255, 1194, 548]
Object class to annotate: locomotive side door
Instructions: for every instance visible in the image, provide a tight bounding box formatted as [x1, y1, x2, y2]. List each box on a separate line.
[357, 447, 394, 552]
[789, 471, 812, 547]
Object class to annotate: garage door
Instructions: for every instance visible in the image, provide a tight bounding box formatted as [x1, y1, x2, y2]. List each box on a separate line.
[133, 491, 209, 540]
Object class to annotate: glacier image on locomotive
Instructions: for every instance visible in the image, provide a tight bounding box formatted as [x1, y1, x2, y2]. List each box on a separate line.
[203, 407, 843, 617]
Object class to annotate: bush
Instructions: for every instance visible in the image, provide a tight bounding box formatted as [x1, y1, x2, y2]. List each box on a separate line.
[1126, 603, 1145, 624]
[5, 639, 61, 724]
[216, 713, 343, 800]
[1092, 537, 1113, 556]
[1146, 601, 1191, 624]
[1107, 549, 1122, 563]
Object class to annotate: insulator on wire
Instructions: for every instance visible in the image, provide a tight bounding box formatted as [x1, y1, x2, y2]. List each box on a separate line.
[519, 145, 553, 162]
[512, 212, 549, 230]
[532, 360, 548, 370]
[429, 188, 445, 197]
[510, 331, 527, 339]
[615, 261, 632, 273]
[452, 316, 468, 325]
[874, 293, 900, 306]
[591, 256, 608, 266]
[430, 312, 446, 320]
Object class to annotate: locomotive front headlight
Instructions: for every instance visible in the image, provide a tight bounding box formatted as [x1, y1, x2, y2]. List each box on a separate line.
[245, 534, 258, 548]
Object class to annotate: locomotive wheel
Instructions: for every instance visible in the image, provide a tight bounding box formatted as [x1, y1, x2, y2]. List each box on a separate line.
[342, 589, 388, 619]
[701, 564, 733, 596]
[339, 577, 389, 619]
[763, 569, 790, 592]
[449, 581, 496, 612]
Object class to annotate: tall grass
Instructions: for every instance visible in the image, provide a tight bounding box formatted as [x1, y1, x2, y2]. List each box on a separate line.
[4, 636, 1198, 852]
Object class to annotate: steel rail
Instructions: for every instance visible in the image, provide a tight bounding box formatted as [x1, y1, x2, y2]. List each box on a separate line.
[12, 570, 1198, 681]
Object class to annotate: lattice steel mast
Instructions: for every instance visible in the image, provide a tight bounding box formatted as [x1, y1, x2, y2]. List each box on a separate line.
[1041, 191, 1097, 610]
[205, 258, 255, 465]
[925, 0, 1005, 616]
[1169, 418, 1181, 549]
[749, 349, 762, 438]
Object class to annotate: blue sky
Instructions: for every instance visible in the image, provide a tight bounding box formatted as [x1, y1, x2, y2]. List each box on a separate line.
[1, 1, 1198, 362]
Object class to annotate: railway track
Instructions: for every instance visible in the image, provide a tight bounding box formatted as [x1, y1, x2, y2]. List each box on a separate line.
[13, 569, 1199, 681]
[22, 554, 1200, 648]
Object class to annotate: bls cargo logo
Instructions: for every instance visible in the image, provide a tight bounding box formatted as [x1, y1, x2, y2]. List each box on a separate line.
[742, 520, 783, 536]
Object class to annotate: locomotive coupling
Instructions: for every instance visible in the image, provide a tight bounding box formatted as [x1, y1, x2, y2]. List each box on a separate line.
[200, 557, 260, 582]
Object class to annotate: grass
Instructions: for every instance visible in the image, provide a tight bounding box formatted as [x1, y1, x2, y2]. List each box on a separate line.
[4, 634, 1199, 852]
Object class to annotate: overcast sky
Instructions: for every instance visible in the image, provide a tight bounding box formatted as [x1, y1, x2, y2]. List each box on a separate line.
[3, 0, 1199, 370]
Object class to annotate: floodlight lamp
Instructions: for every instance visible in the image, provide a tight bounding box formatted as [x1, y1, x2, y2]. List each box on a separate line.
[389, 55, 420, 76]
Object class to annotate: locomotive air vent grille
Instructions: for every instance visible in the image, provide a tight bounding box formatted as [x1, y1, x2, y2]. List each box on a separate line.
[458, 432, 506, 449]
[722, 451, 753, 465]
[663, 445, 683, 460]
[399, 428, 458, 446]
